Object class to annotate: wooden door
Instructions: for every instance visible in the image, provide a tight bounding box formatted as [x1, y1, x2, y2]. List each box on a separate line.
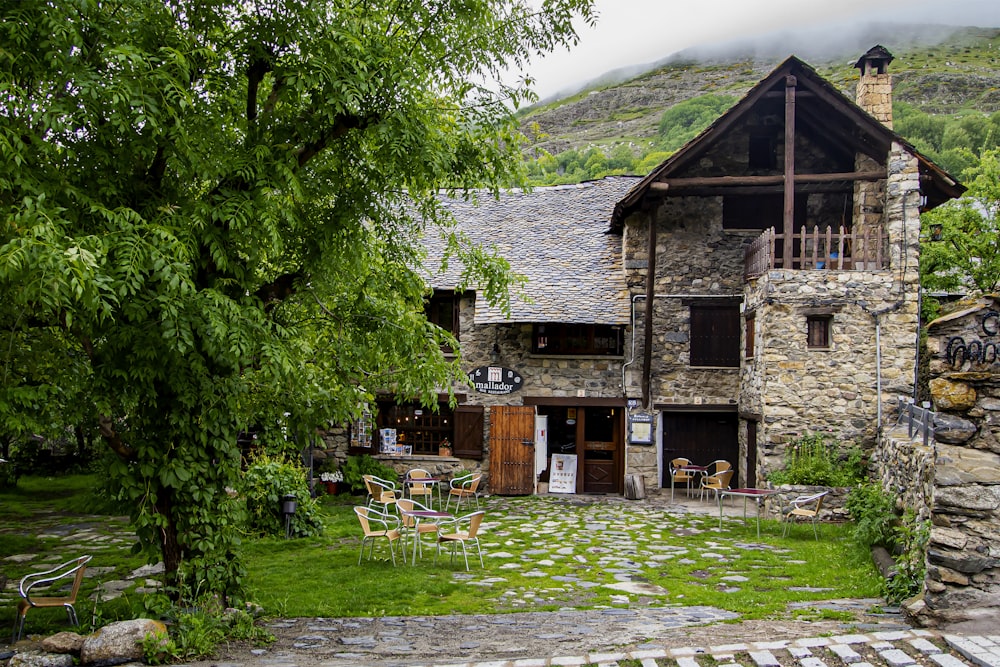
[660, 412, 739, 487]
[488, 406, 537, 495]
[581, 407, 621, 494]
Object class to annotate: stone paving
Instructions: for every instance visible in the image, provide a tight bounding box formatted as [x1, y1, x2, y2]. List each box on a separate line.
[3, 492, 996, 667]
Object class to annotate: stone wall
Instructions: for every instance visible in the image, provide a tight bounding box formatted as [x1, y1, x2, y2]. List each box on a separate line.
[906, 296, 1000, 629]
[742, 143, 922, 482]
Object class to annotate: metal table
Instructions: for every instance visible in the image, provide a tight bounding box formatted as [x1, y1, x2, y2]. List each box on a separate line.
[398, 508, 451, 564]
[718, 488, 779, 537]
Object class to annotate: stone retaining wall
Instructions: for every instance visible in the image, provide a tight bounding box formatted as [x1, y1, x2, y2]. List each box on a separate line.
[879, 296, 1000, 629]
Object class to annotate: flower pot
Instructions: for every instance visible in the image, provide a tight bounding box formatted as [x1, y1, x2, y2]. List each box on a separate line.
[439, 446, 453, 457]
[323, 481, 339, 495]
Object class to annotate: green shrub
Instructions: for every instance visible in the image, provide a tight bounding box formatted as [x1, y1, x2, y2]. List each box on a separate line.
[884, 508, 930, 604]
[241, 453, 324, 538]
[141, 594, 273, 663]
[768, 433, 864, 486]
[341, 454, 398, 495]
[0, 460, 18, 489]
[845, 481, 897, 549]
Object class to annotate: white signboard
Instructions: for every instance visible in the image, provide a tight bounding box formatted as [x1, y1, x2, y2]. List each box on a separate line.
[549, 454, 577, 494]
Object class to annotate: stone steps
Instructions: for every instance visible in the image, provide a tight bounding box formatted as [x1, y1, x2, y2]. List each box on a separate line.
[414, 631, 1000, 667]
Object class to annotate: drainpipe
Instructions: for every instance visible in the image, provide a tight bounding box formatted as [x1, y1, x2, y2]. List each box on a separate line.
[875, 313, 883, 437]
[622, 292, 743, 401]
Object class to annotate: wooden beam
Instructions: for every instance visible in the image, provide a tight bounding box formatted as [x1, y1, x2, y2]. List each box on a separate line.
[783, 74, 796, 266]
[647, 170, 885, 192]
[642, 214, 657, 410]
[650, 183, 858, 197]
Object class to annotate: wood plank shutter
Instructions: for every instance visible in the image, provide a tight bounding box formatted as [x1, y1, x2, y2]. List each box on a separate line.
[453, 404, 485, 459]
[690, 305, 740, 367]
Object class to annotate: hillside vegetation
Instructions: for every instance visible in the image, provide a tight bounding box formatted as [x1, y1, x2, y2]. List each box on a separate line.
[520, 25, 1000, 185]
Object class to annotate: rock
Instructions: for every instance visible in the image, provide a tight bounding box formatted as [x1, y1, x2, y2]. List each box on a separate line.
[7, 651, 74, 667]
[930, 378, 977, 411]
[40, 632, 85, 655]
[79, 619, 168, 666]
[933, 413, 978, 444]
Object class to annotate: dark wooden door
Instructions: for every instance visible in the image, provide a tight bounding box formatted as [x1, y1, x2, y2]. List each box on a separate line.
[581, 407, 621, 494]
[488, 406, 536, 495]
[660, 412, 739, 487]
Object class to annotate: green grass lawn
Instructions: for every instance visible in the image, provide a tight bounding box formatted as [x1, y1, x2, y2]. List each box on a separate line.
[1, 475, 883, 639]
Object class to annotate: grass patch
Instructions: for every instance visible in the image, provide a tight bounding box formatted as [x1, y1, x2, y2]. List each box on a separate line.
[2, 476, 883, 635]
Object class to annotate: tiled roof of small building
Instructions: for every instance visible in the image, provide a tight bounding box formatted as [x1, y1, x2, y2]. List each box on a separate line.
[426, 176, 640, 325]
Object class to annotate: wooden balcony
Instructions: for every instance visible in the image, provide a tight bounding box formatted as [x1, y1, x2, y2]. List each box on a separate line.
[743, 225, 888, 280]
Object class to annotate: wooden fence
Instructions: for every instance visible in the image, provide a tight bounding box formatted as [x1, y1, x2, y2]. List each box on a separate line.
[744, 225, 888, 280]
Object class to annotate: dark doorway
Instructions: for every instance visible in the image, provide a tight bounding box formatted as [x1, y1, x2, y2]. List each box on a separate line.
[660, 411, 739, 488]
[536, 405, 622, 494]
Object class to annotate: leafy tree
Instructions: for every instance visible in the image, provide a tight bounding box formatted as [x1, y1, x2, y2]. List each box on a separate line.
[921, 150, 1000, 295]
[0, 0, 594, 599]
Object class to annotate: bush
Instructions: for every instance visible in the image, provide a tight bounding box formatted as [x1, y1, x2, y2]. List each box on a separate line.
[241, 453, 324, 538]
[884, 508, 930, 604]
[845, 481, 897, 549]
[768, 433, 864, 486]
[341, 454, 399, 495]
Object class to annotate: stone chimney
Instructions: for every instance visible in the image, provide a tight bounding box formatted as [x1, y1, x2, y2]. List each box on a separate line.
[854, 45, 894, 129]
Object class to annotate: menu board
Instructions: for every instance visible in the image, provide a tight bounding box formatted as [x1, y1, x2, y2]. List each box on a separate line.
[549, 454, 577, 494]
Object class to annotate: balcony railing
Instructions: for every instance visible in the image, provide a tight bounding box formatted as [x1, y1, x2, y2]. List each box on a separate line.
[744, 225, 888, 280]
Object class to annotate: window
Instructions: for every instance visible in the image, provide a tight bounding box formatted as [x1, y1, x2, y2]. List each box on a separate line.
[722, 194, 806, 231]
[690, 304, 740, 367]
[532, 324, 623, 356]
[425, 291, 458, 337]
[745, 313, 755, 359]
[376, 400, 454, 456]
[807, 315, 832, 349]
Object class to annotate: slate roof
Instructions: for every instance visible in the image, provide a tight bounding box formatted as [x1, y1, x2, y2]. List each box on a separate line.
[425, 176, 640, 325]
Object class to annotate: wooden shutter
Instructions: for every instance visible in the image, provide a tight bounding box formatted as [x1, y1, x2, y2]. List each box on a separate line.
[690, 305, 740, 367]
[453, 404, 485, 459]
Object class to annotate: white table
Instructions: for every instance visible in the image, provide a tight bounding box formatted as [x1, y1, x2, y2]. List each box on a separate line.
[398, 508, 451, 564]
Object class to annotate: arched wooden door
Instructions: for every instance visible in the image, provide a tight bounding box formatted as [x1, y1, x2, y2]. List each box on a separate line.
[488, 405, 537, 495]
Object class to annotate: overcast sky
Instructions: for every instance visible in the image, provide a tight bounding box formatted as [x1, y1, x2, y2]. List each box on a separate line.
[518, 0, 1000, 99]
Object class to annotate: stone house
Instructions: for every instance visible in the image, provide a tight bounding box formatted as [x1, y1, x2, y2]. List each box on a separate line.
[338, 47, 964, 496]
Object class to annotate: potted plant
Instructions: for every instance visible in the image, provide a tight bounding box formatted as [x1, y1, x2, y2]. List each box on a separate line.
[438, 438, 453, 457]
[316, 458, 343, 494]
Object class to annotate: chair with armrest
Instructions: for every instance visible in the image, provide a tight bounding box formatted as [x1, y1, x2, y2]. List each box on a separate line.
[12, 554, 92, 642]
[354, 506, 404, 565]
[396, 498, 443, 559]
[669, 458, 694, 502]
[436, 510, 486, 570]
[405, 468, 436, 506]
[781, 490, 828, 539]
[445, 472, 482, 512]
[700, 468, 734, 504]
[363, 474, 401, 512]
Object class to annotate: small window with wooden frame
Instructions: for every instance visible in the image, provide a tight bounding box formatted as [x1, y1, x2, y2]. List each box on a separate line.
[806, 314, 833, 349]
[425, 290, 459, 350]
[744, 312, 755, 359]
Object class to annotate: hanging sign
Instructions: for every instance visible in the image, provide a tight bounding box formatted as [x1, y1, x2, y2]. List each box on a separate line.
[468, 366, 524, 395]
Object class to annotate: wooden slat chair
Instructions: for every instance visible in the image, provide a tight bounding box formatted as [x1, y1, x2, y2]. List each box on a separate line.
[781, 491, 829, 540]
[699, 460, 732, 501]
[700, 468, 734, 505]
[12, 554, 92, 642]
[396, 498, 443, 559]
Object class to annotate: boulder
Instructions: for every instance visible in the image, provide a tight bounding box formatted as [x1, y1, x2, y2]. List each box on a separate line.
[7, 651, 74, 667]
[40, 632, 85, 655]
[79, 619, 168, 666]
[933, 413, 978, 444]
[930, 378, 977, 412]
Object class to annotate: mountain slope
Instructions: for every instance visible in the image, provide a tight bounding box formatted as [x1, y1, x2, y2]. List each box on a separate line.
[522, 25, 1000, 157]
